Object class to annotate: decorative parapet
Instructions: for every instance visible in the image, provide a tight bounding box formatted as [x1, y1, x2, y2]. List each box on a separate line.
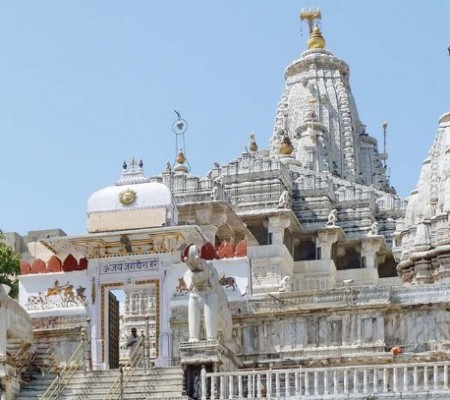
[238, 286, 393, 316]
[179, 340, 241, 368]
[293, 259, 337, 291]
[236, 284, 450, 316]
[20, 254, 88, 275]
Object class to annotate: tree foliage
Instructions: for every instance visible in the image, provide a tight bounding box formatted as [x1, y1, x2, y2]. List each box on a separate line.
[0, 231, 20, 298]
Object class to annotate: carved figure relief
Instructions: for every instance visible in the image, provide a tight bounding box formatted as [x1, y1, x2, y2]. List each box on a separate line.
[25, 280, 87, 310]
[119, 188, 137, 206]
[176, 276, 188, 296]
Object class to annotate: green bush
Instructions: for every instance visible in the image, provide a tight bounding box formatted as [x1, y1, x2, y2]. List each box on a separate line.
[0, 231, 20, 298]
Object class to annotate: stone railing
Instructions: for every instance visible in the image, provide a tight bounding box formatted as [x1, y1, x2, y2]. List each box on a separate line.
[201, 361, 450, 399]
[0, 284, 33, 356]
[236, 285, 392, 316]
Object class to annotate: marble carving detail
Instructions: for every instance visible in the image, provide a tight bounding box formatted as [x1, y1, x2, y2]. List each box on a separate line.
[25, 280, 87, 310]
[182, 244, 232, 342]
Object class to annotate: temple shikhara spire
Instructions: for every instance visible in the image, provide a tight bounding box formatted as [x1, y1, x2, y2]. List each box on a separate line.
[3, 8, 450, 400]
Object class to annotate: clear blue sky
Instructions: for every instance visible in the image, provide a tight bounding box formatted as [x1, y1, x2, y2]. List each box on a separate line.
[0, 1, 449, 236]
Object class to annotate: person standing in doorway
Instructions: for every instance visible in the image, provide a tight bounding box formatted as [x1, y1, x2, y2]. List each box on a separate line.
[126, 327, 139, 358]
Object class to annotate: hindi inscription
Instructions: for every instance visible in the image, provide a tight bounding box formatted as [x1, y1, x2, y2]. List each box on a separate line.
[100, 258, 159, 275]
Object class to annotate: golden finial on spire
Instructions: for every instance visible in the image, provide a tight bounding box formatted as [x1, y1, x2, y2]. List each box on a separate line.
[249, 132, 258, 152]
[279, 134, 294, 156]
[300, 7, 325, 50]
[174, 149, 189, 173]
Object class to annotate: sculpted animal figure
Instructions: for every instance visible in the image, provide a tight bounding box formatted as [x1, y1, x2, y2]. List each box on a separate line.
[176, 277, 188, 296]
[277, 190, 290, 209]
[278, 276, 291, 292]
[326, 209, 338, 227]
[182, 243, 232, 342]
[219, 275, 237, 291]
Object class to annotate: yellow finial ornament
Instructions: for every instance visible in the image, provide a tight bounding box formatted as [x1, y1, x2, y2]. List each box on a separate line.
[174, 149, 189, 173]
[176, 149, 186, 164]
[300, 7, 325, 50]
[308, 26, 325, 49]
[279, 134, 294, 156]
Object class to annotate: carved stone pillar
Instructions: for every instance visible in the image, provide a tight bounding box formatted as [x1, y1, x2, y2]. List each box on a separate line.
[317, 229, 340, 260]
[268, 215, 291, 245]
[361, 239, 382, 269]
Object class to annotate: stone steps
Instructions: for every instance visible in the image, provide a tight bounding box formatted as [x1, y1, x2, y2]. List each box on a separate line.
[17, 367, 184, 400]
[16, 375, 57, 400]
[32, 342, 58, 374]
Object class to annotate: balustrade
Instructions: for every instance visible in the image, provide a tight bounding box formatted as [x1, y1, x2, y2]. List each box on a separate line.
[201, 361, 450, 399]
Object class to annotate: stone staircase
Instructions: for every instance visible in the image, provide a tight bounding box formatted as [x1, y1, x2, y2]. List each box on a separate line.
[15, 374, 57, 400]
[6, 338, 34, 378]
[32, 342, 58, 375]
[16, 366, 185, 400]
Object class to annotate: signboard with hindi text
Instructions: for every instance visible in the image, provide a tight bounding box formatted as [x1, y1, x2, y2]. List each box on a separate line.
[100, 258, 159, 275]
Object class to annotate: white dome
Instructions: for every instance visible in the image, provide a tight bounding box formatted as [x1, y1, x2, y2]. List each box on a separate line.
[87, 181, 173, 214]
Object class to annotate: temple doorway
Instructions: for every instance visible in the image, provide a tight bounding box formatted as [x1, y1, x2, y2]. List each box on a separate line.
[102, 280, 160, 369]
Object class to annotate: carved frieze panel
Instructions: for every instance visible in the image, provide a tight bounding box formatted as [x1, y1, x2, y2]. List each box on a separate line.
[25, 279, 87, 311]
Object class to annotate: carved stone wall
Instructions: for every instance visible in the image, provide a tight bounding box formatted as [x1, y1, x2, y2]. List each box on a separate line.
[120, 286, 158, 360]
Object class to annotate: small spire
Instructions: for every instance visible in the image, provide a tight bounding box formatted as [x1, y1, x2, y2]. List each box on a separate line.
[116, 157, 150, 186]
[130, 157, 137, 169]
